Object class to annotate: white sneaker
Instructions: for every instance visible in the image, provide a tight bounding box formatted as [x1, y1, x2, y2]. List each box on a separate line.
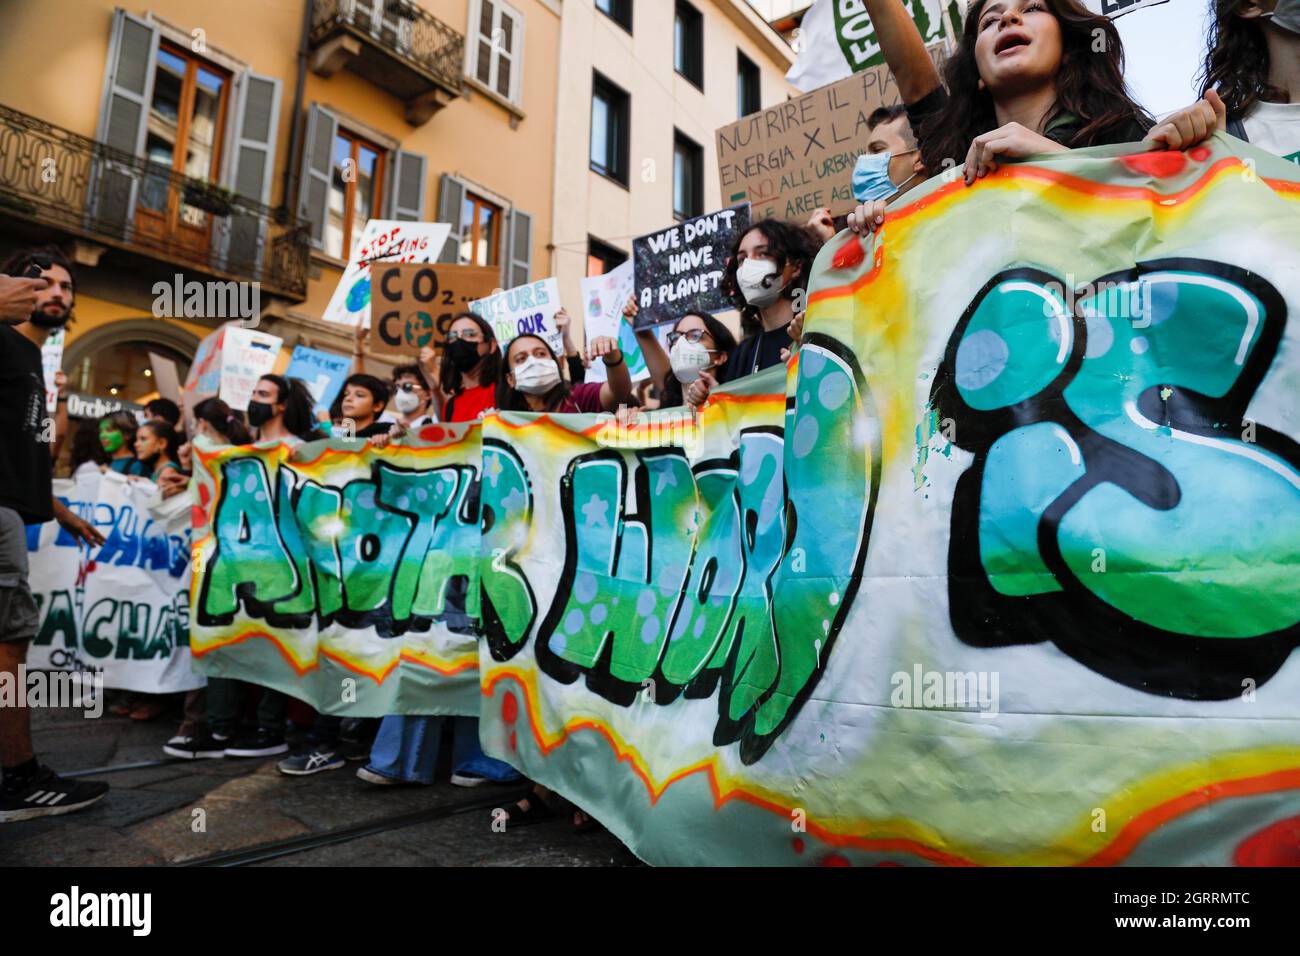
[356, 766, 403, 786]
[450, 771, 490, 788]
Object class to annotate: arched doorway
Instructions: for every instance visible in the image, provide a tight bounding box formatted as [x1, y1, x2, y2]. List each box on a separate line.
[58, 319, 204, 476]
[62, 319, 202, 405]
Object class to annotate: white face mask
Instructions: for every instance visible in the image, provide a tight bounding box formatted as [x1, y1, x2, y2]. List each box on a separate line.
[736, 257, 785, 308]
[669, 336, 714, 384]
[513, 356, 561, 395]
[394, 388, 422, 414]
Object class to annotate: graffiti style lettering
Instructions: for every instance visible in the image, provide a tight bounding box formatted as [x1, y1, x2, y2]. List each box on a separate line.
[531, 336, 877, 762]
[197, 456, 483, 637]
[932, 261, 1300, 697]
[480, 441, 537, 658]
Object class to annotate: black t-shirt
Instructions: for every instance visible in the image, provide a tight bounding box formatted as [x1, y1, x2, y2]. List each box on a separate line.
[723, 323, 793, 382]
[0, 326, 53, 523]
[906, 86, 1153, 172]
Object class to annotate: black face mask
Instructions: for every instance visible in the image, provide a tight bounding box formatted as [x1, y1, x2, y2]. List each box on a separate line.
[246, 401, 275, 428]
[447, 339, 481, 373]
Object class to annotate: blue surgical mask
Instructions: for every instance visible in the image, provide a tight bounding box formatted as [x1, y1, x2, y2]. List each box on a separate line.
[851, 150, 919, 203]
[1268, 0, 1300, 34]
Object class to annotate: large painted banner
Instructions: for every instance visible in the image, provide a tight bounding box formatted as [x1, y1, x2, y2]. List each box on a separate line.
[188, 428, 483, 717]
[28, 472, 201, 694]
[191, 135, 1300, 866]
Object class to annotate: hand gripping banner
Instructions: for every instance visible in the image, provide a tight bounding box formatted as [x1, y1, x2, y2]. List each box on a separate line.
[192, 135, 1300, 866]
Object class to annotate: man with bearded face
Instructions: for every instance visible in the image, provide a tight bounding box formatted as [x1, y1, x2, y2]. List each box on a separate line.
[0, 246, 109, 823]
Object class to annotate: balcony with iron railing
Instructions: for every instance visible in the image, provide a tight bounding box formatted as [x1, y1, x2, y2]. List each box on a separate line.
[309, 0, 465, 126]
[0, 105, 310, 301]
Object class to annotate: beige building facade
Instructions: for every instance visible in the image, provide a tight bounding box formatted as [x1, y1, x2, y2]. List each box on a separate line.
[549, 0, 795, 339]
[0, 0, 796, 430]
[0, 0, 561, 417]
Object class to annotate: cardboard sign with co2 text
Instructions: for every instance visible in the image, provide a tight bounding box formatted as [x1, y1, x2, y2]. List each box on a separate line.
[369, 263, 501, 359]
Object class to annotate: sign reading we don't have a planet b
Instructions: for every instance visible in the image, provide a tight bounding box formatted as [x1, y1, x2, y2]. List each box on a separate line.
[632, 204, 750, 330]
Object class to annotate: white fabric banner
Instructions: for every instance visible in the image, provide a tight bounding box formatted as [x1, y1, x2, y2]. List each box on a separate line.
[26, 471, 202, 694]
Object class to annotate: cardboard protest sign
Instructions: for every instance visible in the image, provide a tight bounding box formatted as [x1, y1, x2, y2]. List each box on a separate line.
[218, 327, 282, 411]
[41, 329, 64, 413]
[632, 204, 749, 330]
[148, 352, 182, 404]
[370, 263, 501, 360]
[716, 44, 947, 220]
[322, 220, 451, 327]
[284, 345, 352, 414]
[469, 278, 564, 355]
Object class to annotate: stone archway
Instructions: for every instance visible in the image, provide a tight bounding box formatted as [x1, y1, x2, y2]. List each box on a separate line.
[62, 318, 204, 374]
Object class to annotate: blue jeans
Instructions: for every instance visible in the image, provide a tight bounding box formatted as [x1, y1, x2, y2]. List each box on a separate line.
[365, 715, 520, 785]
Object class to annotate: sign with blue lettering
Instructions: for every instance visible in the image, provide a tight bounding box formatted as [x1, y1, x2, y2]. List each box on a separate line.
[469, 277, 565, 356]
[284, 345, 352, 415]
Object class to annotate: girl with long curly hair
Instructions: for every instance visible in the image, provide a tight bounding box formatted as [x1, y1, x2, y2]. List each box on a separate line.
[849, 0, 1155, 234]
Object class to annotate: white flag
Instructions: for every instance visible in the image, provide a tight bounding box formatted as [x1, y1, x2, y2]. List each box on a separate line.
[1081, 0, 1172, 18]
[786, 0, 958, 93]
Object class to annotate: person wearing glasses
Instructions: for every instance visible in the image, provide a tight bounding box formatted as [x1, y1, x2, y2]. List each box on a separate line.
[389, 364, 436, 428]
[416, 312, 502, 425]
[621, 300, 738, 410]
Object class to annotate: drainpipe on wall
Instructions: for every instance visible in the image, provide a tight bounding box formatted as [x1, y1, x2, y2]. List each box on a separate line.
[282, 0, 313, 220]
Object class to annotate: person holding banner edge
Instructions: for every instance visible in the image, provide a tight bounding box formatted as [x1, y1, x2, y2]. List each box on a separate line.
[1198, 0, 1300, 161]
[847, 0, 1157, 237]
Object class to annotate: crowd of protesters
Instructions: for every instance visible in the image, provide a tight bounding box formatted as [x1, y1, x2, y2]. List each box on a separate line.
[1, 0, 1296, 825]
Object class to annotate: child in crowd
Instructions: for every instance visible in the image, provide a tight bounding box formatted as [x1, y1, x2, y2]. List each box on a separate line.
[97, 411, 147, 477]
[133, 420, 182, 483]
[327, 373, 390, 438]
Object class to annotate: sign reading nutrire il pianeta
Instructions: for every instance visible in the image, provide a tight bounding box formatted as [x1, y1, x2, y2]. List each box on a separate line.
[715, 44, 947, 220]
[631, 204, 750, 330]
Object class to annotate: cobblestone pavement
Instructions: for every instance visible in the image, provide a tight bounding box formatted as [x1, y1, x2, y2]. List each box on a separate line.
[1, 702, 641, 867]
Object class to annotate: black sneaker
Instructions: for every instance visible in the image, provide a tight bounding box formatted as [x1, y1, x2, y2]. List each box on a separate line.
[0, 766, 109, 823]
[277, 747, 345, 776]
[339, 718, 376, 761]
[224, 728, 289, 758]
[163, 732, 229, 760]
